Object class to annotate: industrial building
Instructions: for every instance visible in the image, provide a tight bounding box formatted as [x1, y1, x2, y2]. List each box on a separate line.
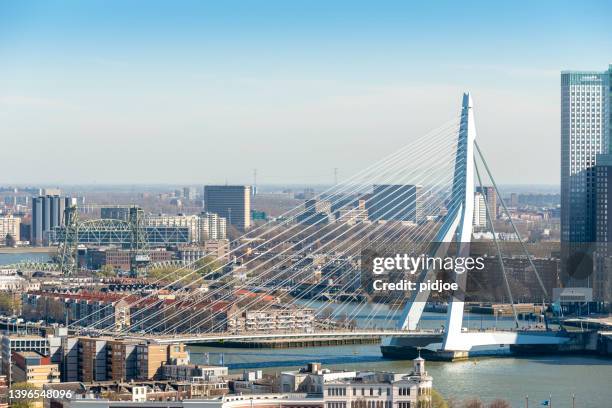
[31, 195, 76, 246]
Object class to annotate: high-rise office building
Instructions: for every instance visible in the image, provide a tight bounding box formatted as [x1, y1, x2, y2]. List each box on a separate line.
[594, 154, 612, 302]
[561, 66, 611, 290]
[203, 185, 251, 231]
[368, 184, 422, 222]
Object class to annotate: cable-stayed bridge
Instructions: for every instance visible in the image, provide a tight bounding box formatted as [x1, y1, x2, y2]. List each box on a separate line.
[61, 93, 575, 360]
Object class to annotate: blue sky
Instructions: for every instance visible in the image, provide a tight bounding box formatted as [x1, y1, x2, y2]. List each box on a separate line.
[1, 1, 611, 185]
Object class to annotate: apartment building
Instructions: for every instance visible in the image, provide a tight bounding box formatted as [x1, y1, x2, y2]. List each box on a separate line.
[0, 334, 62, 383]
[22, 291, 129, 329]
[204, 239, 230, 261]
[11, 351, 60, 386]
[561, 67, 612, 290]
[136, 343, 187, 381]
[161, 364, 228, 382]
[227, 305, 315, 333]
[0, 274, 39, 291]
[79, 337, 109, 382]
[107, 339, 140, 381]
[200, 212, 228, 240]
[54, 336, 189, 383]
[0, 215, 20, 245]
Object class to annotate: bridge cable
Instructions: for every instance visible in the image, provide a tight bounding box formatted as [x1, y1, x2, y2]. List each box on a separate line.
[475, 157, 519, 328]
[154, 149, 463, 335]
[156, 152, 461, 335]
[185, 153, 466, 335]
[119, 125, 464, 334]
[76, 119, 460, 331]
[474, 141, 549, 298]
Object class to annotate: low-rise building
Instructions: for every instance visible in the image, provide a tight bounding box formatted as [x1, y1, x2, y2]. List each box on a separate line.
[0, 334, 62, 383]
[227, 305, 315, 333]
[161, 364, 228, 382]
[324, 357, 433, 408]
[281, 362, 356, 394]
[11, 351, 60, 386]
[88, 247, 173, 272]
[336, 200, 369, 225]
[230, 370, 276, 394]
[137, 343, 188, 380]
[204, 239, 230, 261]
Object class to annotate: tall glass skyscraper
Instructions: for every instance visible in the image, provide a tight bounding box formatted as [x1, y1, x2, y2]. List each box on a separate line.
[561, 66, 611, 292]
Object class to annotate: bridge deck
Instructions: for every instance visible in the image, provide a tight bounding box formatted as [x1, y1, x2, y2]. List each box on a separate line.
[131, 328, 558, 345]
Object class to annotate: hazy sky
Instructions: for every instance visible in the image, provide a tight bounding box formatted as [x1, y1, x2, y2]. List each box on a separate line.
[1, 1, 611, 186]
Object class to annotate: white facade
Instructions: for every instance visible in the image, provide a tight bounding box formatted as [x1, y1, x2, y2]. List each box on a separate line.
[200, 212, 228, 240]
[146, 214, 200, 242]
[0, 275, 40, 291]
[227, 306, 315, 333]
[324, 358, 433, 408]
[145, 213, 227, 243]
[0, 215, 20, 244]
[472, 192, 487, 228]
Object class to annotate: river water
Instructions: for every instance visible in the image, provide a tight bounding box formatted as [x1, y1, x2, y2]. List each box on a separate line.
[188, 301, 611, 408]
[188, 343, 609, 407]
[0, 252, 51, 265]
[2, 253, 610, 407]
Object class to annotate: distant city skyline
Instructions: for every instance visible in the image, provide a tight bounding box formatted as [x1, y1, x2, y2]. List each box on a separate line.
[1, 1, 611, 185]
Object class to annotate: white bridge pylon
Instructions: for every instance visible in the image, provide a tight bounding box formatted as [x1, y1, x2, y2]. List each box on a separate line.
[394, 93, 569, 353]
[396, 92, 476, 350]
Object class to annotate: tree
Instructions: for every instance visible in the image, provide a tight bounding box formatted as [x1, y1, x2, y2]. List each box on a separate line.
[5, 233, 16, 247]
[98, 264, 117, 277]
[9, 382, 42, 408]
[463, 399, 485, 408]
[0, 292, 16, 314]
[488, 400, 512, 408]
[148, 266, 198, 284]
[226, 225, 242, 241]
[432, 389, 449, 408]
[194, 255, 221, 277]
